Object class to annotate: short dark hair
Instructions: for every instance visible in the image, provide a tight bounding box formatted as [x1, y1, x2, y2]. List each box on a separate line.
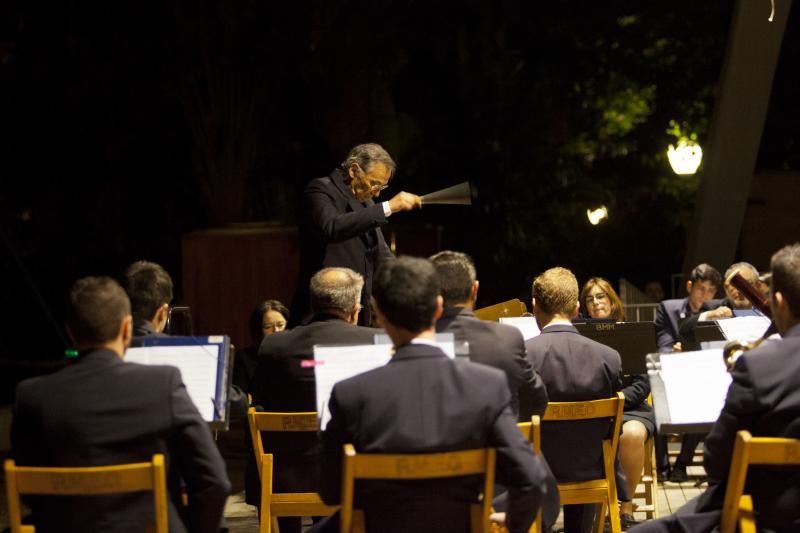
[123, 261, 173, 322]
[341, 143, 397, 177]
[248, 299, 289, 342]
[532, 267, 578, 316]
[771, 243, 800, 317]
[66, 276, 131, 346]
[689, 263, 722, 288]
[429, 250, 476, 305]
[373, 256, 439, 332]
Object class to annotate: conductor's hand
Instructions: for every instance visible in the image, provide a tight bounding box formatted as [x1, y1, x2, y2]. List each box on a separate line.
[388, 192, 422, 213]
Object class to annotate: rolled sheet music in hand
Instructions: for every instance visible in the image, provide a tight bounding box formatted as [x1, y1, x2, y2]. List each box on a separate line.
[420, 181, 472, 205]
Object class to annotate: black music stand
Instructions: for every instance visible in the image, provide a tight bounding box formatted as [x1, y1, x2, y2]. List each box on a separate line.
[574, 321, 656, 375]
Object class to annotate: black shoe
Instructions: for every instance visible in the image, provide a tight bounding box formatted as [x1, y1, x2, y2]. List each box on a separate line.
[669, 463, 688, 482]
[620, 513, 643, 530]
[657, 466, 670, 482]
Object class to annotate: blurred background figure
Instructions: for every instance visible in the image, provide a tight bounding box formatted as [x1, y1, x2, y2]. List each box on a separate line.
[232, 299, 289, 394]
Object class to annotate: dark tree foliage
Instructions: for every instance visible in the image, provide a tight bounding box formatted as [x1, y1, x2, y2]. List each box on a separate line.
[3, 0, 798, 371]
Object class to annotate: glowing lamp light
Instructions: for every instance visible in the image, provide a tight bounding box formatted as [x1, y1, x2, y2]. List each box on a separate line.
[667, 140, 703, 175]
[587, 206, 608, 226]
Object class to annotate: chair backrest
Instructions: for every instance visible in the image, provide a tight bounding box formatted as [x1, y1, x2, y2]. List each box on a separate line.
[719, 430, 800, 533]
[540, 392, 625, 453]
[532, 393, 624, 482]
[247, 408, 318, 478]
[4, 454, 168, 533]
[340, 444, 496, 533]
[247, 407, 336, 532]
[474, 299, 528, 321]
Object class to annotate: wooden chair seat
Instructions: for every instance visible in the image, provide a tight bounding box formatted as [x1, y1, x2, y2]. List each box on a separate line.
[4, 454, 168, 533]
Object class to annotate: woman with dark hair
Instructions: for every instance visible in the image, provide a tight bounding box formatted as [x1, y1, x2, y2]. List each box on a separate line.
[580, 277, 653, 529]
[232, 300, 290, 394]
[581, 277, 626, 321]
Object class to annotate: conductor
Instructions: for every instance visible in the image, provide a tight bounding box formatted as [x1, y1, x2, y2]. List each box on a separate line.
[291, 143, 422, 327]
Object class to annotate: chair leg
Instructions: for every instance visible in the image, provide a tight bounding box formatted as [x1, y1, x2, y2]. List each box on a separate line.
[607, 498, 622, 533]
[593, 502, 607, 533]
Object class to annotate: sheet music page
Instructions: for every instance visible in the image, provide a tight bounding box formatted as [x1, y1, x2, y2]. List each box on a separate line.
[314, 344, 393, 429]
[499, 316, 540, 340]
[715, 316, 771, 342]
[658, 349, 731, 424]
[125, 345, 220, 421]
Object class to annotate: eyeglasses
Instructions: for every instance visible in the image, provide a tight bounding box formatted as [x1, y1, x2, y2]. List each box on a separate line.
[368, 183, 389, 193]
[263, 321, 287, 332]
[584, 292, 608, 304]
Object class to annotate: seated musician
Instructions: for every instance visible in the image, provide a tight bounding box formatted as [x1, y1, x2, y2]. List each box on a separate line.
[677, 262, 762, 349]
[430, 250, 548, 420]
[11, 276, 230, 533]
[653, 264, 722, 483]
[232, 299, 290, 394]
[630, 244, 800, 532]
[527, 268, 622, 533]
[580, 277, 656, 529]
[249, 267, 380, 533]
[316, 256, 556, 533]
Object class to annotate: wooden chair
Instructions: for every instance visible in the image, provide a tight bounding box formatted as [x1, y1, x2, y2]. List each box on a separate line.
[340, 444, 496, 533]
[4, 454, 168, 533]
[533, 392, 625, 533]
[719, 430, 800, 533]
[248, 407, 338, 533]
[517, 420, 544, 533]
[632, 394, 658, 519]
[474, 299, 528, 321]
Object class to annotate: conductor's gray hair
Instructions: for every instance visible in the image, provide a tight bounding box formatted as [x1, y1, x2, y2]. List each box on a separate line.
[310, 267, 365, 315]
[341, 143, 396, 177]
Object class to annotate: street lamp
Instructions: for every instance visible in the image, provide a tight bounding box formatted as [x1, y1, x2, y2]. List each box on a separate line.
[667, 139, 703, 175]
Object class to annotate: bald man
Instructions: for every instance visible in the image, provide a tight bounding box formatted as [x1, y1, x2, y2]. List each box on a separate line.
[248, 267, 381, 532]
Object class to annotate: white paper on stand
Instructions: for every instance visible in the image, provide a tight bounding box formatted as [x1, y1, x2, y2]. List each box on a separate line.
[658, 349, 731, 425]
[499, 316, 540, 340]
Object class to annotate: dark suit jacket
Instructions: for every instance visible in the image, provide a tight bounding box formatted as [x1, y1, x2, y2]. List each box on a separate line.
[320, 343, 556, 533]
[654, 298, 692, 352]
[245, 315, 381, 503]
[436, 306, 548, 420]
[694, 323, 800, 531]
[292, 168, 394, 327]
[525, 323, 623, 482]
[11, 349, 230, 533]
[677, 297, 738, 349]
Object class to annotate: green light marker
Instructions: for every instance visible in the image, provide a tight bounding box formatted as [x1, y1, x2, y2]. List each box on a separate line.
[65, 349, 79, 358]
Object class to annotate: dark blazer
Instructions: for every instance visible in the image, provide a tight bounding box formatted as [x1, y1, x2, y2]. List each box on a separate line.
[677, 297, 737, 349]
[319, 343, 556, 533]
[654, 298, 692, 352]
[245, 315, 381, 504]
[130, 319, 168, 347]
[291, 168, 394, 327]
[11, 349, 230, 533]
[525, 323, 623, 482]
[636, 324, 800, 533]
[436, 306, 548, 419]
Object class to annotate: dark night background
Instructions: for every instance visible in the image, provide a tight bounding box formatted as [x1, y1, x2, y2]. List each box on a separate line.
[1, 1, 798, 392]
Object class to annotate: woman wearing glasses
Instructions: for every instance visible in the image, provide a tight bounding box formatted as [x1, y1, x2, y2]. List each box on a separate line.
[581, 277, 626, 321]
[581, 277, 653, 529]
